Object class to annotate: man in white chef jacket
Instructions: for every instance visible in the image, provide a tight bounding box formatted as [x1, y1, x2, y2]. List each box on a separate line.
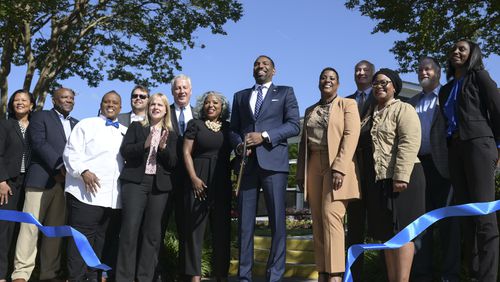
[63, 90, 126, 282]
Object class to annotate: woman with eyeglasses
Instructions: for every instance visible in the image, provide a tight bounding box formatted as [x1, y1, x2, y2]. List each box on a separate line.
[296, 67, 361, 282]
[364, 68, 425, 282]
[439, 40, 499, 281]
[0, 90, 34, 282]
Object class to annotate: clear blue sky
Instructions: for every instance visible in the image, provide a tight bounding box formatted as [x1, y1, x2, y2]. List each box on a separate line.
[7, 0, 500, 120]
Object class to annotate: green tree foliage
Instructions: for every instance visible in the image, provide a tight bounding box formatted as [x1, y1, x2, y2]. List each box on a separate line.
[0, 0, 242, 113]
[345, 0, 499, 72]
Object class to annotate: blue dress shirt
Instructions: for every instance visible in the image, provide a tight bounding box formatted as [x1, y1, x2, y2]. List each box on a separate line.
[415, 86, 440, 155]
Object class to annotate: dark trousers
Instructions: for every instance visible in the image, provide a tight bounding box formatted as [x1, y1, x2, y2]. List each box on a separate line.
[184, 187, 231, 277]
[346, 147, 374, 282]
[158, 170, 187, 281]
[66, 193, 121, 282]
[448, 137, 499, 281]
[412, 155, 461, 282]
[238, 158, 287, 282]
[0, 174, 25, 279]
[116, 175, 170, 282]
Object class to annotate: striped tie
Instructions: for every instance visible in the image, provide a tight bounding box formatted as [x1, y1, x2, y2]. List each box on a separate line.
[254, 85, 264, 118]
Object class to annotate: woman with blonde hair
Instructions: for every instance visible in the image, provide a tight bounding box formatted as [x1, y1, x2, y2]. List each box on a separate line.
[116, 93, 178, 281]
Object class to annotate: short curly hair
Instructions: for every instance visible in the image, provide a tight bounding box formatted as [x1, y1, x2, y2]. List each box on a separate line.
[194, 91, 231, 121]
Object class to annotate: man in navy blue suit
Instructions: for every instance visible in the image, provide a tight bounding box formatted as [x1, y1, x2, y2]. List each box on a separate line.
[11, 88, 78, 282]
[230, 55, 300, 282]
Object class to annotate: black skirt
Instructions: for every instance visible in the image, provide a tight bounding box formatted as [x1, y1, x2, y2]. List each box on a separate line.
[366, 163, 426, 242]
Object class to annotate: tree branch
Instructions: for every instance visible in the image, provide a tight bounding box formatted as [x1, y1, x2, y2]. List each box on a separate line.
[22, 20, 36, 90]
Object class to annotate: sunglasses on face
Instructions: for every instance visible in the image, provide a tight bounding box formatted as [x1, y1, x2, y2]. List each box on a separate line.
[131, 94, 148, 100]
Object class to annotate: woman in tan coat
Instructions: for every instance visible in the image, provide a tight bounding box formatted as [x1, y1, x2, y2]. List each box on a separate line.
[366, 68, 424, 282]
[296, 67, 361, 282]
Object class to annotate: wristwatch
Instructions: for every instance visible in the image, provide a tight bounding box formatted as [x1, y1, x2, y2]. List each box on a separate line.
[261, 131, 270, 143]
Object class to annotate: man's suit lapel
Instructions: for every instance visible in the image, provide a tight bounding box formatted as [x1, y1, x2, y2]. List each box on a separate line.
[49, 109, 68, 141]
[142, 124, 150, 140]
[69, 117, 77, 129]
[361, 91, 375, 119]
[190, 105, 197, 119]
[170, 104, 180, 136]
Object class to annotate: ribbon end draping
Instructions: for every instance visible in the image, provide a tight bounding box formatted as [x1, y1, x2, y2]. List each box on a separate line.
[0, 210, 111, 271]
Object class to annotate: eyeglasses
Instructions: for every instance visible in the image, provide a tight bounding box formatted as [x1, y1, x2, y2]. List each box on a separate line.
[131, 94, 148, 100]
[372, 80, 392, 88]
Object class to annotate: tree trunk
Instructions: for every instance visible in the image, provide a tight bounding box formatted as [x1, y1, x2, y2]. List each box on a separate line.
[33, 73, 51, 111]
[22, 20, 36, 91]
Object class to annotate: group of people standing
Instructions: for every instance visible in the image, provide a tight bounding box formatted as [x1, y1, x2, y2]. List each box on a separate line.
[295, 40, 499, 282]
[0, 39, 498, 282]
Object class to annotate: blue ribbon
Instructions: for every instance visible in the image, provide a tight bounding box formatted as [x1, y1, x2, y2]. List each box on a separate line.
[0, 210, 111, 271]
[344, 200, 500, 282]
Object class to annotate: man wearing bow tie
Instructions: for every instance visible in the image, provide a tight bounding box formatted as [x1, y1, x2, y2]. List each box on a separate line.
[62, 91, 126, 281]
[12, 88, 78, 282]
[230, 55, 300, 282]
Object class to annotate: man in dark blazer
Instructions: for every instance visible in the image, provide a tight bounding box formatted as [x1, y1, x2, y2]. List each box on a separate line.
[345, 60, 376, 282]
[117, 85, 149, 127]
[11, 88, 78, 282]
[409, 57, 460, 282]
[230, 55, 300, 282]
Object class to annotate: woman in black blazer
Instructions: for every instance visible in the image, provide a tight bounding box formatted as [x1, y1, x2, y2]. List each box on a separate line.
[439, 40, 500, 281]
[116, 93, 178, 282]
[0, 90, 34, 281]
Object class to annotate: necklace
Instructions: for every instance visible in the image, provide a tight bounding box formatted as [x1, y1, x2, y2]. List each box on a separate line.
[205, 119, 222, 132]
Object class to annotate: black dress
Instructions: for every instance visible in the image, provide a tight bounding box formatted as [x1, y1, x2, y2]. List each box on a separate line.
[183, 119, 232, 277]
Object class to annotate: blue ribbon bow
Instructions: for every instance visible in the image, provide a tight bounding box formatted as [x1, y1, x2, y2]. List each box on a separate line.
[343, 200, 500, 282]
[0, 210, 111, 271]
[105, 119, 119, 128]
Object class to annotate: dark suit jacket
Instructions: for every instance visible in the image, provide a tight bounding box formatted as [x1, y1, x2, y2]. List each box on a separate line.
[25, 109, 78, 189]
[169, 104, 196, 177]
[346, 90, 375, 120]
[409, 91, 450, 178]
[439, 70, 500, 143]
[117, 112, 132, 127]
[0, 119, 30, 182]
[230, 84, 300, 172]
[119, 121, 178, 192]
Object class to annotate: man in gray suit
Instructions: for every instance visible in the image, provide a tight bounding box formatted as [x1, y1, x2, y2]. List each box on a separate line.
[117, 85, 149, 127]
[409, 57, 460, 282]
